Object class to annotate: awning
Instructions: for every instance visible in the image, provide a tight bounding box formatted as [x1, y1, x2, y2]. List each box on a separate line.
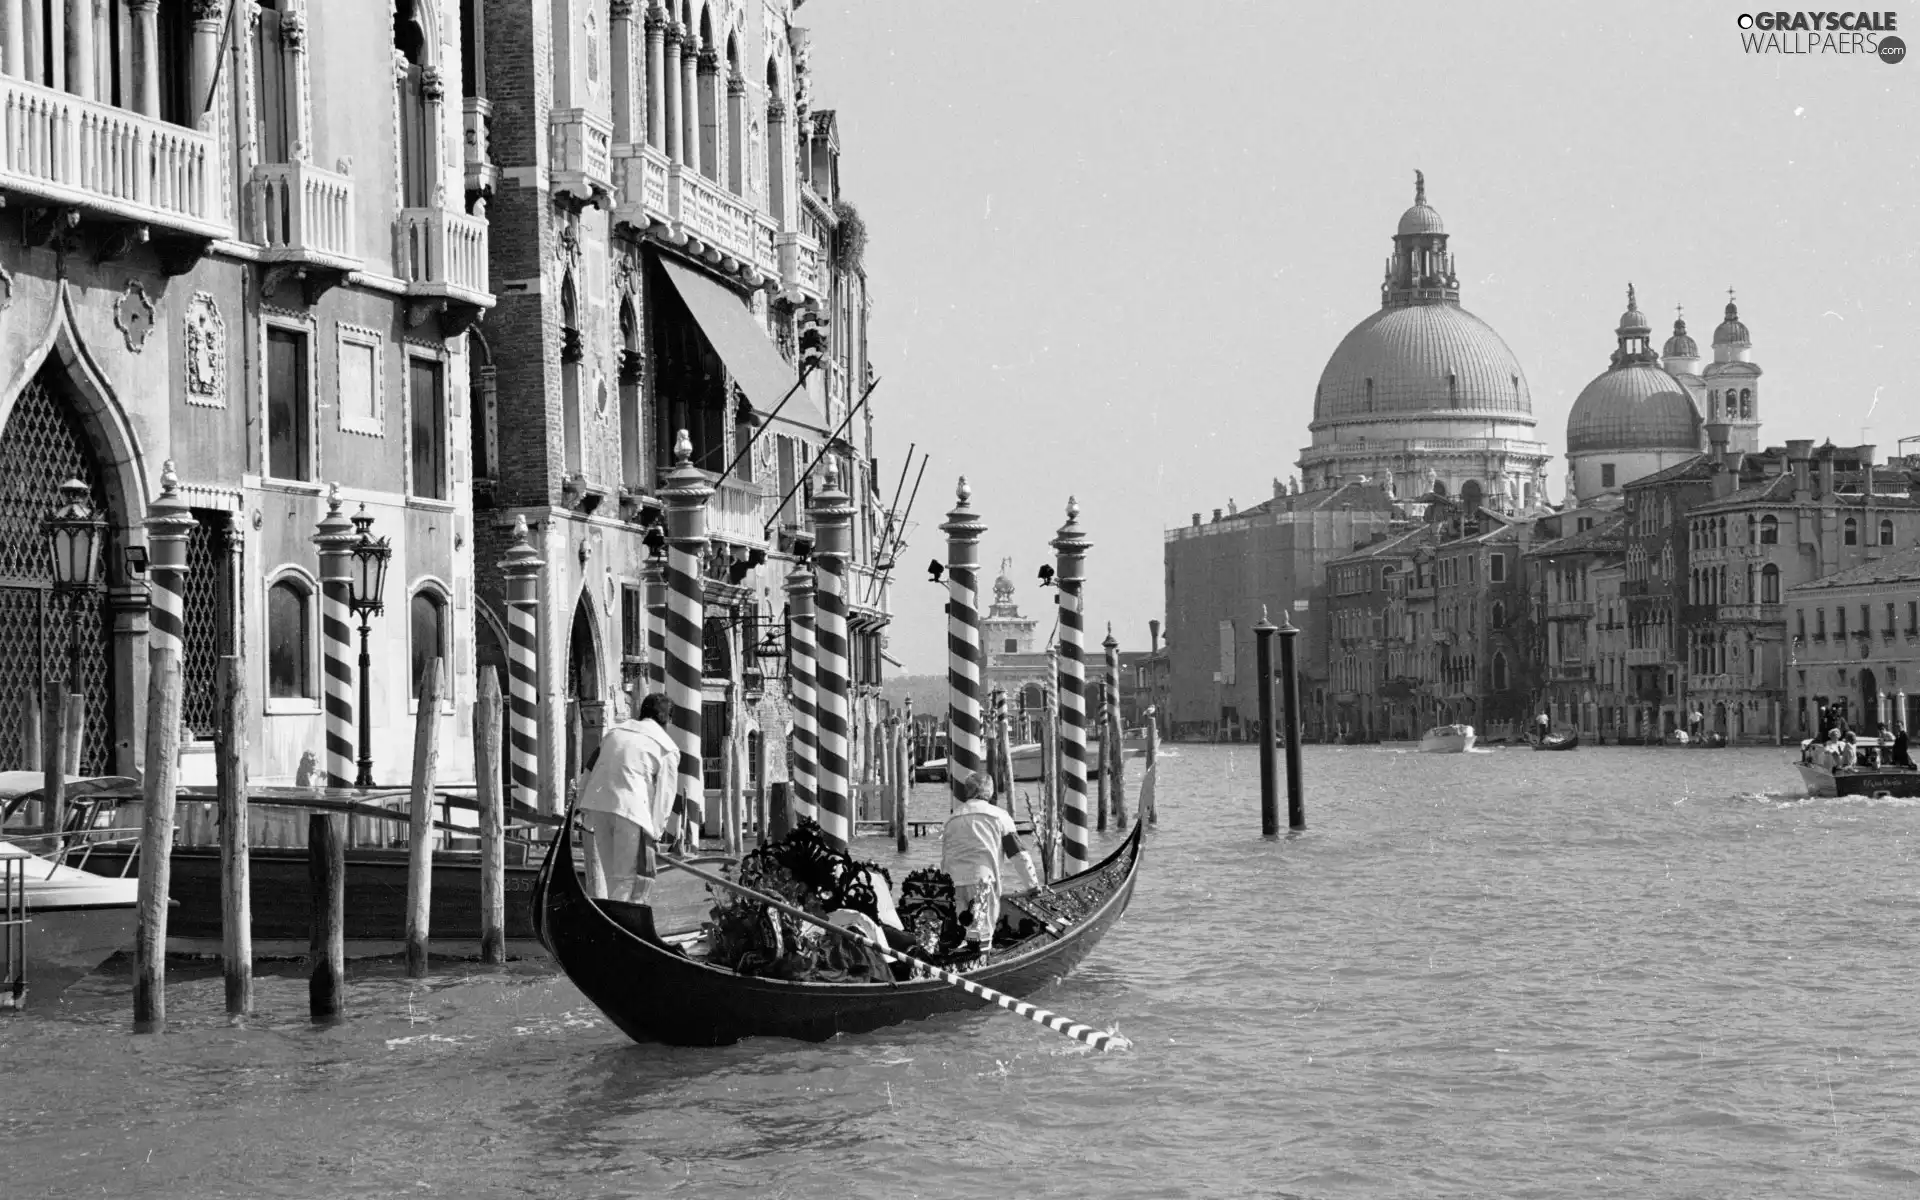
[658, 257, 827, 431]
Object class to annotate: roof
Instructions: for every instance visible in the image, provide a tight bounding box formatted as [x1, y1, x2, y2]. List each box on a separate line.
[1566, 363, 1701, 454]
[1238, 480, 1396, 519]
[1692, 474, 1920, 515]
[1662, 316, 1698, 359]
[1397, 202, 1445, 236]
[1621, 454, 1714, 489]
[1327, 525, 1436, 566]
[1713, 299, 1750, 346]
[1789, 543, 1920, 592]
[1312, 303, 1531, 424]
[1527, 513, 1629, 558]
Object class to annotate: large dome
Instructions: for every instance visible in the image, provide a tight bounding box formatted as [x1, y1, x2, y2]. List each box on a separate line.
[1312, 304, 1532, 424]
[1567, 365, 1702, 454]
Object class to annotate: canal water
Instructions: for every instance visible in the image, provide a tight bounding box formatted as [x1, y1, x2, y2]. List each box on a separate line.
[8, 745, 1920, 1198]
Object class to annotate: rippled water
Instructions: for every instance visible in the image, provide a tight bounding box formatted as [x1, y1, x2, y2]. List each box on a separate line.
[9, 745, 1920, 1199]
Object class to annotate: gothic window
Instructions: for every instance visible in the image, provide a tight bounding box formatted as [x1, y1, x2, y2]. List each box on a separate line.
[619, 298, 645, 489]
[1760, 514, 1778, 544]
[395, 0, 436, 209]
[1880, 518, 1894, 546]
[1492, 652, 1509, 692]
[1844, 517, 1858, 546]
[561, 273, 583, 475]
[468, 331, 497, 486]
[267, 576, 314, 699]
[411, 588, 449, 697]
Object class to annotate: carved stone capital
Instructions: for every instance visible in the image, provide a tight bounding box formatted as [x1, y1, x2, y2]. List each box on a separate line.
[279, 11, 305, 50]
[697, 47, 719, 73]
[727, 72, 746, 97]
[420, 66, 445, 102]
[644, 4, 666, 34]
[766, 99, 787, 123]
[190, 0, 223, 22]
[610, 0, 634, 19]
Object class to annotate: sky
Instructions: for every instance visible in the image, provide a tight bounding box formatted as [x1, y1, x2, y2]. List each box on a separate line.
[794, 0, 1918, 676]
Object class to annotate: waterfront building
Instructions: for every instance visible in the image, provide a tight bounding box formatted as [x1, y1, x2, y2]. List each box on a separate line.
[1298, 175, 1552, 506]
[1163, 481, 1394, 741]
[0, 0, 491, 783]
[470, 0, 890, 814]
[1787, 543, 1920, 735]
[1565, 290, 1708, 507]
[1685, 439, 1920, 741]
[1525, 514, 1627, 738]
[1325, 525, 1431, 740]
[1618, 457, 1716, 738]
[1429, 508, 1534, 739]
[981, 561, 1050, 735]
[1115, 621, 1171, 736]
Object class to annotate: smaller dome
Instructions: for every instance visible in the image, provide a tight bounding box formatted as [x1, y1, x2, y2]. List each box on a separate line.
[1713, 298, 1750, 346]
[1662, 316, 1698, 359]
[1397, 204, 1445, 236]
[1616, 284, 1650, 336]
[1567, 364, 1703, 455]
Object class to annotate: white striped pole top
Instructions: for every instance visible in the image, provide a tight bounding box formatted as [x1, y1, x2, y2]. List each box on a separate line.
[660, 432, 714, 832]
[939, 477, 986, 801]
[498, 516, 546, 813]
[142, 462, 194, 658]
[784, 567, 818, 827]
[312, 485, 359, 789]
[1051, 498, 1092, 873]
[643, 555, 667, 694]
[808, 458, 856, 848]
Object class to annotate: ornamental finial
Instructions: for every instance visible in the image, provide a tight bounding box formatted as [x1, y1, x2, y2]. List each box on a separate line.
[1414, 169, 1425, 206]
[1066, 496, 1080, 521]
[159, 459, 179, 497]
[673, 428, 692, 465]
[956, 475, 971, 503]
[1627, 282, 1637, 311]
[326, 481, 342, 512]
[511, 513, 530, 544]
[823, 455, 840, 490]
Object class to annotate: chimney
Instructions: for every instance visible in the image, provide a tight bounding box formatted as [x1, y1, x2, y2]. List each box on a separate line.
[1817, 444, 1836, 500]
[1273, 477, 1284, 499]
[1212, 508, 1223, 522]
[1711, 456, 1736, 500]
[1192, 512, 1201, 528]
[1148, 619, 1161, 654]
[1705, 421, 1730, 463]
[1858, 444, 1878, 493]
[1786, 439, 1813, 498]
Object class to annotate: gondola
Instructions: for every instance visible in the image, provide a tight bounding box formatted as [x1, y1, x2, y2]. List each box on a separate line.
[1531, 731, 1580, 751]
[534, 805, 1143, 1046]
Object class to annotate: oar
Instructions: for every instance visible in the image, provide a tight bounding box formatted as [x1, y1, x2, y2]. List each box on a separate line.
[660, 853, 1130, 1053]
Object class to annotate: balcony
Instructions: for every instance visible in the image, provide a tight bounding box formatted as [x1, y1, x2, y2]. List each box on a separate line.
[1716, 603, 1784, 624]
[251, 160, 357, 303]
[778, 231, 824, 301]
[464, 97, 496, 206]
[393, 207, 492, 334]
[550, 109, 614, 209]
[1547, 600, 1593, 621]
[1550, 661, 1589, 681]
[847, 560, 892, 621]
[0, 75, 227, 262]
[1625, 648, 1664, 667]
[612, 143, 780, 285]
[706, 476, 769, 548]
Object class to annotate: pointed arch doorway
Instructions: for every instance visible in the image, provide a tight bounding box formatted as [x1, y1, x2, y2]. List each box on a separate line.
[565, 592, 604, 780]
[0, 369, 119, 774]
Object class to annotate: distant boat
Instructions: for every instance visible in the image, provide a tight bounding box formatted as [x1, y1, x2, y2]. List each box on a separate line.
[1795, 737, 1920, 798]
[1531, 731, 1580, 751]
[1, 838, 138, 1003]
[1419, 724, 1476, 754]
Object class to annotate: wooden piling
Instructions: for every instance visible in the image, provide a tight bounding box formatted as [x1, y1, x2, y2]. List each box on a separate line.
[1107, 672, 1128, 830]
[41, 679, 66, 836]
[309, 812, 346, 1019]
[64, 690, 84, 775]
[216, 656, 252, 1015]
[1038, 689, 1058, 880]
[17, 689, 39, 798]
[475, 668, 506, 965]
[1094, 691, 1109, 834]
[753, 730, 768, 848]
[1141, 713, 1159, 827]
[133, 650, 182, 1030]
[405, 660, 444, 978]
[894, 719, 908, 854]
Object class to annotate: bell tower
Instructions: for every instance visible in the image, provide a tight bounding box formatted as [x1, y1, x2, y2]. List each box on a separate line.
[1702, 289, 1762, 455]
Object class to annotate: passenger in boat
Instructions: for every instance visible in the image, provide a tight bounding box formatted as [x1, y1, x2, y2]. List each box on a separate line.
[575, 691, 683, 904]
[1834, 732, 1860, 770]
[1890, 731, 1915, 769]
[941, 772, 1040, 951]
[1534, 712, 1550, 742]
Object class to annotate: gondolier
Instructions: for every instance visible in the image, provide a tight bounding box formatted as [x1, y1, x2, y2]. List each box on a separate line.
[942, 772, 1039, 950]
[576, 692, 682, 904]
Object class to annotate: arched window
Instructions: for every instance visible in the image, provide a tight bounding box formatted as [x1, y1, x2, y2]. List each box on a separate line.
[1761, 564, 1780, 604]
[1880, 518, 1895, 546]
[395, 0, 437, 209]
[411, 588, 449, 697]
[561, 272, 583, 475]
[619, 298, 644, 488]
[1739, 388, 1751, 418]
[1844, 517, 1858, 546]
[1492, 652, 1509, 692]
[267, 576, 314, 700]
[469, 330, 497, 486]
[1491, 601, 1505, 628]
[1759, 514, 1778, 544]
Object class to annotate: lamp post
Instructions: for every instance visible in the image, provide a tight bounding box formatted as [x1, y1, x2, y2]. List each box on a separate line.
[345, 505, 392, 788]
[44, 477, 106, 685]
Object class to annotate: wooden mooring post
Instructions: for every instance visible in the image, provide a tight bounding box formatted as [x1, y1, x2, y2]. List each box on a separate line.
[893, 717, 908, 855]
[41, 679, 65, 837]
[217, 656, 252, 1015]
[1140, 711, 1159, 828]
[309, 812, 346, 1020]
[1094, 689, 1109, 834]
[133, 650, 182, 1030]
[17, 690, 39, 814]
[475, 668, 506, 965]
[405, 659, 444, 978]
[1039, 679, 1059, 880]
[63, 690, 84, 775]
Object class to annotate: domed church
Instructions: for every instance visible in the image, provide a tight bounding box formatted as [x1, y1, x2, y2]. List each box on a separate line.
[1298, 173, 1552, 513]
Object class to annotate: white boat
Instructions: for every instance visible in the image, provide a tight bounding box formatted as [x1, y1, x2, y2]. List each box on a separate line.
[1, 837, 138, 1003]
[1419, 724, 1477, 754]
[1793, 737, 1920, 799]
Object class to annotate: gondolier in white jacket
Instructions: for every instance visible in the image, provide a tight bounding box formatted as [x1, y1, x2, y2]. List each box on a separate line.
[941, 772, 1040, 951]
[576, 691, 684, 904]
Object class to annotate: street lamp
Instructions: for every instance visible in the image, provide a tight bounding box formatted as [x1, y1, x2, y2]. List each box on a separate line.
[345, 504, 392, 788]
[44, 478, 105, 684]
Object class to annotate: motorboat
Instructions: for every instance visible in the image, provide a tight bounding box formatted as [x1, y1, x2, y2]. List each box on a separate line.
[1795, 737, 1920, 798]
[1, 836, 138, 1003]
[1419, 724, 1476, 754]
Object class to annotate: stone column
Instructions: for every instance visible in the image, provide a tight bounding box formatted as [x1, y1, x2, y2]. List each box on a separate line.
[662, 21, 681, 164]
[725, 70, 744, 193]
[420, 64, 446, 201]
[129, 0, 159, 116]
[65, 0, 92, 98]
[281, 7, 311, 161]
[1, 0, 22, 78]
[695, 45, 717, 180]
[679, 31, 699, 176]
[190, 0, 224, 126]
[643, 4, 665, 151]
[765, 99, 787, 227]
[609, 0, 635, 143]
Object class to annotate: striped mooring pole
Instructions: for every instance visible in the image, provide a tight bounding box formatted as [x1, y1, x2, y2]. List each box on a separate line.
[643, 554, 666, 694]
[784, 564, 819, 828]
[498, 516, 545, 813]
[1052, 497, 1092, 874]
[145, 462, 192, 658]
[313, 485, 358, 788]
[940, 477, 986, 802]
[809, 458, 856, 848]
[660, 431, 713, 838]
